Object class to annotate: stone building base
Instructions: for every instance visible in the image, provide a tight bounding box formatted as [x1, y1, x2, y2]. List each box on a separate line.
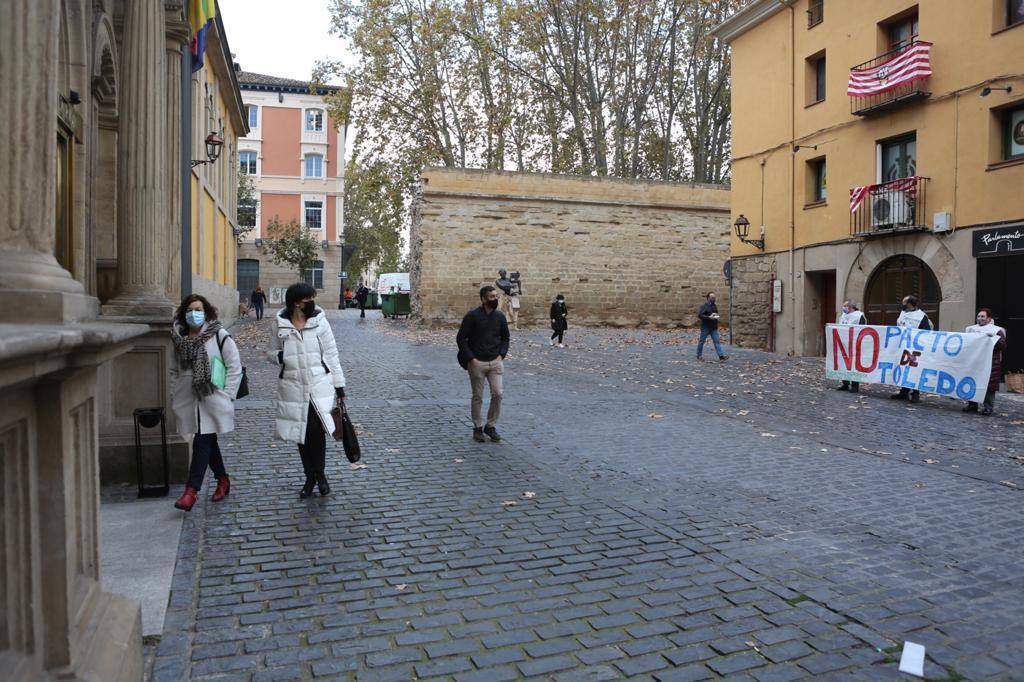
[236, 242, 347, 312]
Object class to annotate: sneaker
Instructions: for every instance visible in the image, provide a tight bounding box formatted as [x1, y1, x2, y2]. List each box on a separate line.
[719, 355, 728, 361]
[980, 406, 993, 416]
[835, 385, 848, 391]
[962, 404, 978, 413]
[473, 428, 486, 443]
[549, 338, 555, 346]
[484, 426, 501, 442]
[558, 343, 565, 348]
[890, 392, 906, 400]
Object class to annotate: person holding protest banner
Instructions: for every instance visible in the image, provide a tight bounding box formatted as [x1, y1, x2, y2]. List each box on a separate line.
[890, 295, 933, 403]
[962, 308, 1006, 415]
[836, 300, 867, 393]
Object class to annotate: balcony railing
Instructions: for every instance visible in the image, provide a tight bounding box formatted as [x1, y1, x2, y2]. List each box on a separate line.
[850, 176, 929, 237]
[849, 40, 932, 116]
[807, 0, 823, 27]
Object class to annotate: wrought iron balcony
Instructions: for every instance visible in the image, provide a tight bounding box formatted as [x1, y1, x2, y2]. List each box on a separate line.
[850, 176, 929, 237]
[849, 40, 932, 116]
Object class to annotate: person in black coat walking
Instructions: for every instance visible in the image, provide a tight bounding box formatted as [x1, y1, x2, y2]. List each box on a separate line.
[696, 292, 728, 361]
[549, 294, 568, 347]
[355, 282, 369, 318]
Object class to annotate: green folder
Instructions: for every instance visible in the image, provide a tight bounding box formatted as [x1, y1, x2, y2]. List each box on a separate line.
[211, 356, 227, 390]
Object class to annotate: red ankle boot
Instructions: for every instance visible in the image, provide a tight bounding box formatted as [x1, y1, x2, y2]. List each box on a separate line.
[174, 486, 198, 511]
[211, 477, 230, 502]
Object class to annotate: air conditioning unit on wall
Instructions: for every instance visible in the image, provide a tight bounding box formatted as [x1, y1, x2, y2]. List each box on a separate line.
[872, 190, 914, 228]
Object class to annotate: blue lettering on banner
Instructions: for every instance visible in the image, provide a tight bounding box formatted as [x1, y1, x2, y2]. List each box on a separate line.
[930, 331, 948, 353]
[899, 328, 913, 349]
[956, 377, 977, 401]
[885, 327, 902, 348]
[918, 368, 938, 393]
[892, 365, 901, 384]
[879, 362, 894, 383]
[936, 372, 956, 395]
[900, 366, 917, 389]
[943, 334, 963, 357]
[913, 330, 927, 351]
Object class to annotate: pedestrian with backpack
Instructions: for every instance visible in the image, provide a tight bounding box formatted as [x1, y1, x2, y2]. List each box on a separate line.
[170, 294, 242, 511]
[274, 283, 347, 498]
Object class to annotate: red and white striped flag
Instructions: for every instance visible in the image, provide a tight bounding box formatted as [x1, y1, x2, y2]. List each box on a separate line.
[847, 42, 932, 97]
[850, 185, 872, 213]
[850, 177, 918, 213]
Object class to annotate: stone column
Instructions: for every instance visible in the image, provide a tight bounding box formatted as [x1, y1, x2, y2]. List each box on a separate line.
[102, 0, 175, 318]
[165, 5, 189, 305]
[0, 0, 97, 323]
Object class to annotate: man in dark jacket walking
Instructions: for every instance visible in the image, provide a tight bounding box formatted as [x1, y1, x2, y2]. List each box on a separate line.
[457, 286, 510, 443]
[355, 281, 369, 318]
[696, 292, 728, 361]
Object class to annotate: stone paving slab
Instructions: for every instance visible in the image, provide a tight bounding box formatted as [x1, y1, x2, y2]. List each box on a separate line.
[151, 311, 1024, 680]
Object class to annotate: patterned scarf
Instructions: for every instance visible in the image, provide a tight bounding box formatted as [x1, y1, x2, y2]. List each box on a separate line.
[171, 320, 223, 399]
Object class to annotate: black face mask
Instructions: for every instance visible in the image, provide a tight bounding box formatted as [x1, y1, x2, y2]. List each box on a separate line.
[301, 301, 317, 318]
[486, 299, 499, 310]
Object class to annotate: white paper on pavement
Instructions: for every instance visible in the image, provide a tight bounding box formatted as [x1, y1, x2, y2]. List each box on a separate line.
[898, 641, 926, 677]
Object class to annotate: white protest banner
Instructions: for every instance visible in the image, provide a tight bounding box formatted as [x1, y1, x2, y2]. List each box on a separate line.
[825, 325, 997, 400]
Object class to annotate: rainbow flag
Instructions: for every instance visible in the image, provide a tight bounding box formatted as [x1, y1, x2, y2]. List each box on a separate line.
[189, 0, 216, 73]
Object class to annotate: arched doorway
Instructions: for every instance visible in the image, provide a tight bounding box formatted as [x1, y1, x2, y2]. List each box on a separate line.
[864, 254, 941, 327]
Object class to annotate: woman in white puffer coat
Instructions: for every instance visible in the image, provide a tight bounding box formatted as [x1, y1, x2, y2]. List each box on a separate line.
[274, 282, 346, 498]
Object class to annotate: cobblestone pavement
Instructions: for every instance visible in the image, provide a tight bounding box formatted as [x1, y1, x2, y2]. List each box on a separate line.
[152, 311, 1024, 681]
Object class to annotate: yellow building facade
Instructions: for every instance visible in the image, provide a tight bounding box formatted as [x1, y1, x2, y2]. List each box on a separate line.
[190, 13, 247, 319]
[716, 0, 1024, 372]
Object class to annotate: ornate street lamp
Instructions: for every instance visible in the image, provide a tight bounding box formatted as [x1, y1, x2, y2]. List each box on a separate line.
[191, 132, 224, 168]
[734, 214, 765, 251]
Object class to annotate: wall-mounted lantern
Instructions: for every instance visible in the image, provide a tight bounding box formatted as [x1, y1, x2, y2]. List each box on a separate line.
[734, 214, 765, 251]
[191, 132, 224, 168]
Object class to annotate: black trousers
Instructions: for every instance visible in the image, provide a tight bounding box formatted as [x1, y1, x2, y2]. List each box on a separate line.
[188, 433, 226, 491]
[298, 402, 327, 479]
[254, 303, 264, 320]
[551, 329, 564, 343]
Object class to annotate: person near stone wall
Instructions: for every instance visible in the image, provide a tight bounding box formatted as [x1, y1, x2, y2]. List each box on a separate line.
[170, 295, 242, 511]
[274, 283, 348, 498]
[890, 295, 932, 403]
[836, 300, 867, 393]
[250, 286, 266, 320]
[457, 285, 510, 443]
[963, 308, 1006, 416]
[550, 294, 568, 347]
[696, 292, 728, 361]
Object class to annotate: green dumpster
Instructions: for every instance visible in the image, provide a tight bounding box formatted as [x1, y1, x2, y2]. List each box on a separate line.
[381, 292, 411, 318]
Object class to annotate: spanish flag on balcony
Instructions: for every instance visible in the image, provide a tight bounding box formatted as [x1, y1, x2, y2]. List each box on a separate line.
[189, 0, 217, 73]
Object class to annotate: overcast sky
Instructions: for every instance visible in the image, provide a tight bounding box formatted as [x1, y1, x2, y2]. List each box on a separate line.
[219, 0, 351, 84]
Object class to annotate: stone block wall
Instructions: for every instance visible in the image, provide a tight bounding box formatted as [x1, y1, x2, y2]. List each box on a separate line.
[410, 168, 731, 327]
[729, 253, 777, 349]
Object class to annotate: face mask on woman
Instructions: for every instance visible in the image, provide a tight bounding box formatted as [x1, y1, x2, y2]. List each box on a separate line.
[185, 310, 205, 328]
[301, 301, 317, 318]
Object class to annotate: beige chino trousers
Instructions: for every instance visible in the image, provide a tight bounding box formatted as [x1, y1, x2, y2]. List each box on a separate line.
[468, 358, 503, 428]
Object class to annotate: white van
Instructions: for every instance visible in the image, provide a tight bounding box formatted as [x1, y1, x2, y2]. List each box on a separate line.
[376, 272, 410, 295]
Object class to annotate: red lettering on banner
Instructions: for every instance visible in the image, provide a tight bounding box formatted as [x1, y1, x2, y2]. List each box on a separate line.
[855, 327, 880, 373]
[833, 327, 854, 371]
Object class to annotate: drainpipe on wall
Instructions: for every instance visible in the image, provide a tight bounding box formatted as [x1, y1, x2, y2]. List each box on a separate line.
[180, 22, 192, 298]
[787, 0, 797, 355]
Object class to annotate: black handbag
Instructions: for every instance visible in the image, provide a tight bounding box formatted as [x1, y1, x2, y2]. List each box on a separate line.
[331, 400, 361, 463]
[216, 331, 250, 398]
